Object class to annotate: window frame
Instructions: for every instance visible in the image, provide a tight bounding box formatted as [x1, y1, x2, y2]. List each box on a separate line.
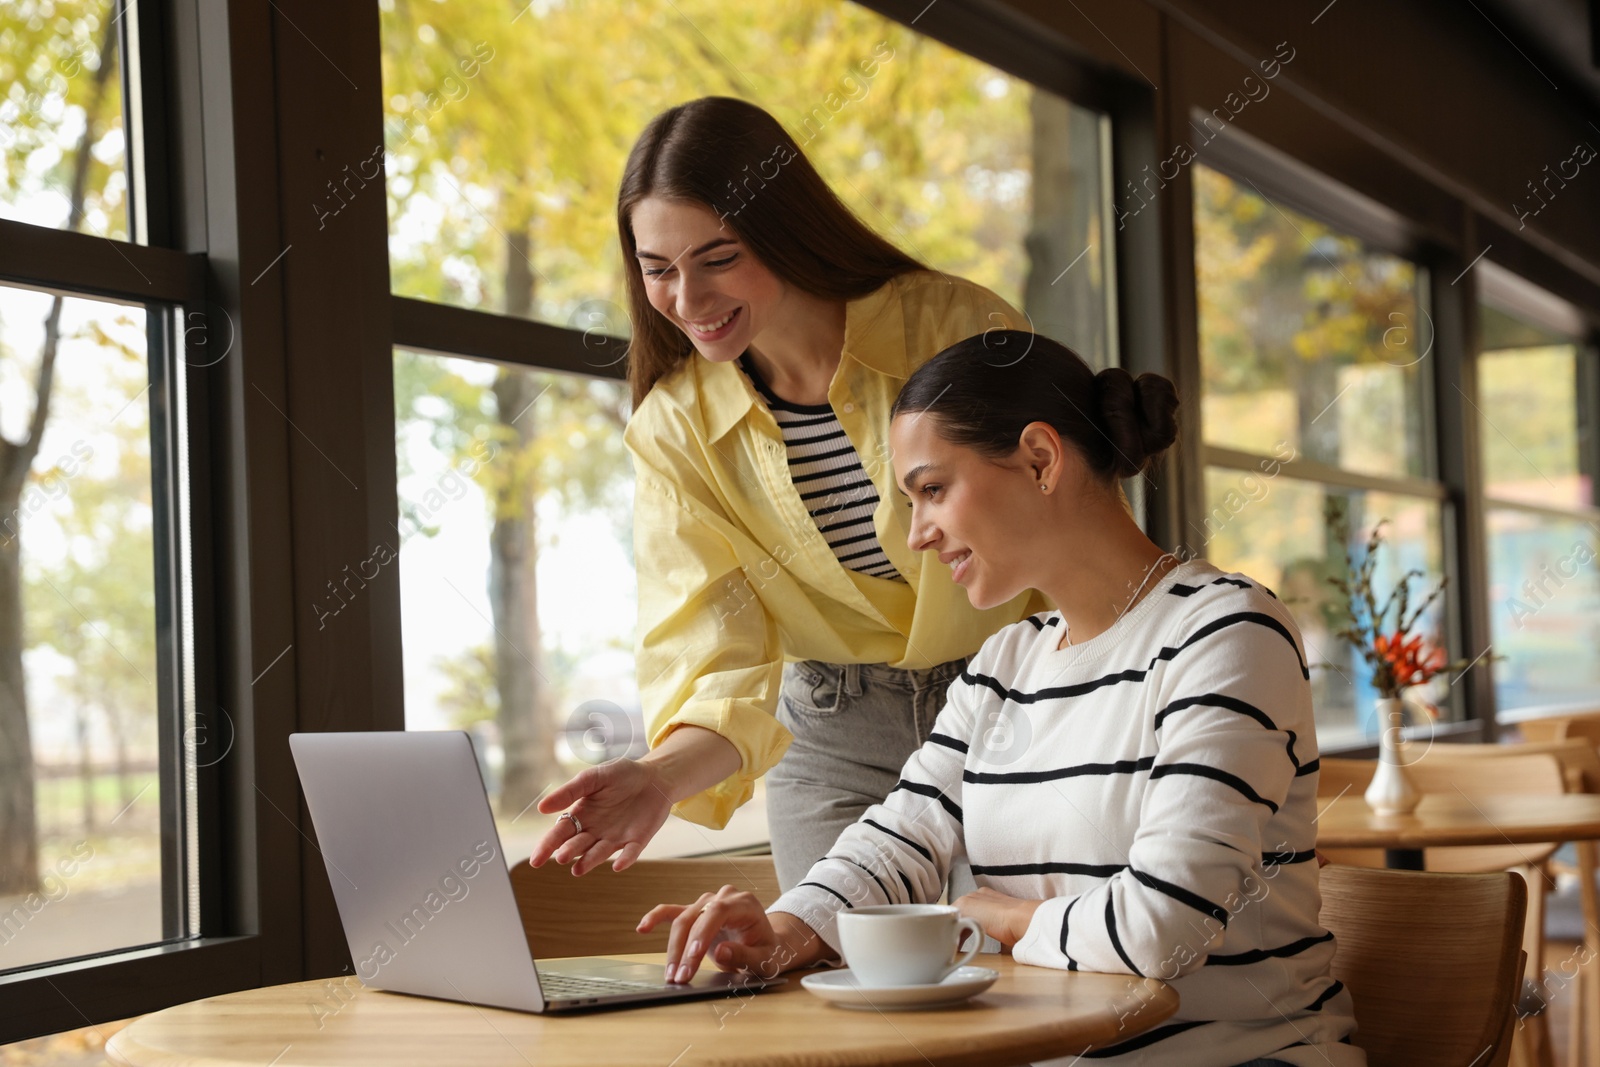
[1150, 16, 1600, 752]
[0, 0, 312, 1038]
[1475, 259, 1600, 721]
[1184, 131, 1471, 739]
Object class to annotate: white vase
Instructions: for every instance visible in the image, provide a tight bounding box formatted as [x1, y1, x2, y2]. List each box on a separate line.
[1364, 697, 1420, 816]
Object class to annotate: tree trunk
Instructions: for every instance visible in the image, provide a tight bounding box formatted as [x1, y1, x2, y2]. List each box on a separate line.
[489, 227, 554, 815]
[101, 672, 134, 811]
[113, 721, 132, 812]
[0, 15, 119, 894]
[0, 291, 65, 896]
[75, 703, 95, 834]
[1295, 347, 1343, 468]
[0, 534, 39, 893]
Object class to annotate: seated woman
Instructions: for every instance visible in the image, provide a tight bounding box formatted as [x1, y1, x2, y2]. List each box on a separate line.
[638, 330, 1362, 1067]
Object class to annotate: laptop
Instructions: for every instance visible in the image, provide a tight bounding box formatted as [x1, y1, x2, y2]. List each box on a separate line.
[288, 730, 785, 1012]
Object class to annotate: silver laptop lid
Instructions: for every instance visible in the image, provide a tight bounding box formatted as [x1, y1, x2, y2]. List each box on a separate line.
[289, 730, 545, 1013]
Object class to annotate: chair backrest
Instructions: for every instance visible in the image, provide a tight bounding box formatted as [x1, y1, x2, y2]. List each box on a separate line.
[1516, 711, 1600, 747]
[1407, 744, 1572, 870]
[1320, 865, 1527, 1067]
[1517, 717, 1573, 743]
[508, 854, 782, 958]
[1553, 715, 1600, 754]
[1410, 737, 1600, 790]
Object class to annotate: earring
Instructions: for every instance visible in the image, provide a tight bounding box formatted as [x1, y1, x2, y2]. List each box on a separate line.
[1040, 483, 1048, 492]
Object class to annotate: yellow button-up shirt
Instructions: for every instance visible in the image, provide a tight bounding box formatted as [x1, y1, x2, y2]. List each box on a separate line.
[624, 270, 1050, 828]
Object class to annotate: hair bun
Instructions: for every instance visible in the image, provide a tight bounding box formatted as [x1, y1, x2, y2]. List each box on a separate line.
[1093, 367, 1179, 478]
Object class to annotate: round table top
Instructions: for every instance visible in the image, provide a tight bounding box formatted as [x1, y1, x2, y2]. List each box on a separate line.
[1315, 791, 1600, 849]
[104, 952, 1178, 1067]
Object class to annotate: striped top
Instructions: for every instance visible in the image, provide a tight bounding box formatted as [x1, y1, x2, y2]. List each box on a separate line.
[738, 352, 902, 582]
[769, 559, 1364, 1067]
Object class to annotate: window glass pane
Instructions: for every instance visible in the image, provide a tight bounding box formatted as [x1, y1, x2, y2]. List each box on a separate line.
[1477, 297, 1586, 509]
[0, 284, 163, 971]
[1194, 165, 1427, 479]
[379, 0, 1116, 368]
[1201, 466, 1448, 749]
[0, 0, 130, 239]
[394, 350, 768, 858]
[1487, 510, 1600, 713]
[1478, 345, 1583, 508]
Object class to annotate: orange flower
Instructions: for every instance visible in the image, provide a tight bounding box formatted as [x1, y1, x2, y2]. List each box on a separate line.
[1376, 630, 1447, 690]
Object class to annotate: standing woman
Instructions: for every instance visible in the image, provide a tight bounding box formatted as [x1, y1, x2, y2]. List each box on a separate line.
[529, 96, 1049, 890]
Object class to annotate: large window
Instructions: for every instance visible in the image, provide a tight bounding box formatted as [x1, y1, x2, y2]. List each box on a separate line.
[0, 288, 173, 972]
[0, 0, 201, 984]
[1193, 163, 1448, 748]
[382, 0, 1119, 855]
[1477, 263, 1600, 716]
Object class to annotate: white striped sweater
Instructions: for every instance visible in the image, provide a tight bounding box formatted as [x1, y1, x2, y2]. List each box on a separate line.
[739, 352, 902, 582]
[769, 559, 1364, 1067]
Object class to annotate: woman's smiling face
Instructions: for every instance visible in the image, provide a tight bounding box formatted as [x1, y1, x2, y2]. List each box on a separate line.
[891, 412, 1041, 612]
[630, 196, 783, 363]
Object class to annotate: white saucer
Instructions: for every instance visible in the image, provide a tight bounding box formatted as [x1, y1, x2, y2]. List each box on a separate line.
[800, 966, 999, 1010]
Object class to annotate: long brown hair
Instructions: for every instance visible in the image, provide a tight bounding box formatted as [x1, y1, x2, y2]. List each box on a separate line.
[618, 96, 923, 409]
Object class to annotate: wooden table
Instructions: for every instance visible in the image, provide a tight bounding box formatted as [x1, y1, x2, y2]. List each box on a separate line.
[1315, 791, 1600, 869]
[104, 952, 1178, 1067]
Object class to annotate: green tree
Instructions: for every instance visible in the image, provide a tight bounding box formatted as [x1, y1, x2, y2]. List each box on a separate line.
[1194, 166, 1420, 469]
[0, 0, 125, 894]
[436, 642, 497, 730]
[24, 370, 158, 831]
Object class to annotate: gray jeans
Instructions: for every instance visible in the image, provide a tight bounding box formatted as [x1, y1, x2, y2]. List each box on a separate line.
[766, 656, 974, 899]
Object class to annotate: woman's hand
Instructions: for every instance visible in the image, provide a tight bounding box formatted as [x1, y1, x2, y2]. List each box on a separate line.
[954, 887, 1044, 949]
[528, 758, 674, 875]
[528, 726, 743, 877]
[638, 886, 835, 984]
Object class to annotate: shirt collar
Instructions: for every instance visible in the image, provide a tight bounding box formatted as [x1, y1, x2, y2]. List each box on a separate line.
[698, 277, 907, 444]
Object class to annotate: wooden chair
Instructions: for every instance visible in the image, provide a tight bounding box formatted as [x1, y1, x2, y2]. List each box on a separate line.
[1320, 865, 1527, 1067]
[1517, 713, 1600, 747]
[1318, 747, 1568, 1067]
[1435, 737, 1600, 1067]
[508, 854, 782, 958]
[1539, 736, 1600, 1067]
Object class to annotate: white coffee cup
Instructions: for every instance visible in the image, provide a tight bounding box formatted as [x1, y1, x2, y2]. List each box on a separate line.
[835, 904, 984, 987]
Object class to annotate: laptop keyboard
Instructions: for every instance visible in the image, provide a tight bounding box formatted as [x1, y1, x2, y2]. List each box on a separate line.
[538, 970, 667, 999]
